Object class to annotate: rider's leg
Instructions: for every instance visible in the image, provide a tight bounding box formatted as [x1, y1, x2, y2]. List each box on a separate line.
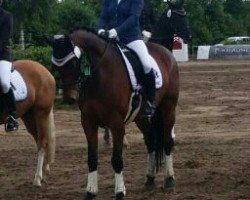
[3, 88, 19, 132]
[127, 40, 157, 118]
[0, 60, 18, 132]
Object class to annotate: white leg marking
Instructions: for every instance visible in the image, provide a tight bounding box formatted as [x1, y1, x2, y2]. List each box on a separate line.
[115, 172, 126, 195]
[171, 127, 176, 139]
[86, 171, 98, 194]
[44, 164, 50, 175]
[47, 109, 56, 163]
[33, 148, 45, 187]
[164, 155, 174, 178]
[146, 152, 156, 177]
[123, 135, 130, 148]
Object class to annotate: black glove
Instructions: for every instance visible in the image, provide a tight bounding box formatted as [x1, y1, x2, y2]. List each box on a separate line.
[99, 31, 109, 38]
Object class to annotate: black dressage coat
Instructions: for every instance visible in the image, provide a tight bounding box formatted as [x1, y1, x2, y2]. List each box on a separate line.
[0, 7, 13, 61]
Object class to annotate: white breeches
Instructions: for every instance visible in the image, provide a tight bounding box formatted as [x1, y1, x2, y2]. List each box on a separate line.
[127, 40, 158, 74]
[0, 60, 12, 93]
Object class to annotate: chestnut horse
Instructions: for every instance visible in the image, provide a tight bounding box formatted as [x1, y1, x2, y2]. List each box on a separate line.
[0, 60, 56, 187]
[48, 27, 179, 200]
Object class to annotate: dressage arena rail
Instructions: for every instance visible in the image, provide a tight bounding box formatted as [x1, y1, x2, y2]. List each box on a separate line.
[196, 45, 250, 60]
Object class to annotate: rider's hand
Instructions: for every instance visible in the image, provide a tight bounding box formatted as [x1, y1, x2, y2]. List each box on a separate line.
[142, 30, 152, 42]
[108, 29, 118, 39]
[98, 29, 109, 38]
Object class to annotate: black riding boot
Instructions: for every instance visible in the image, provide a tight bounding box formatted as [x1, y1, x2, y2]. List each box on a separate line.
[3, 88, 19, 132]
[141, 69, 156, 118]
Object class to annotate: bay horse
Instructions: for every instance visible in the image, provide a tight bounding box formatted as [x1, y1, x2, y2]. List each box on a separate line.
[48, 27, 179, 199]
[48, 42, 113, 146]
[0, 60, 56, 187]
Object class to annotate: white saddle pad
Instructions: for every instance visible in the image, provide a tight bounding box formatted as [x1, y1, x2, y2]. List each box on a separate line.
[118, 47, 163, 90]
[10, 70, 28, 101]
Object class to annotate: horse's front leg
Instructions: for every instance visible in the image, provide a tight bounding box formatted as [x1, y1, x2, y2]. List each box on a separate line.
[110, 123, 126, 200]
[82, 117, 99, 200]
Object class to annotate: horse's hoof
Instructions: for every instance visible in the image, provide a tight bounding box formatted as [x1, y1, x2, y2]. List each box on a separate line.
[116, 192, 125, 200]
[144, 176, 155, 191]
[84, 192, 96, 200]
[163, 176, 175, 192]
[33, 177, 42, 187]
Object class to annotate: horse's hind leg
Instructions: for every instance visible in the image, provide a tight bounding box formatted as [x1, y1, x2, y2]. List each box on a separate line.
[103, 128, 129, 148]
[161, 101, 177, 191]
[22, 110, 43, 186]
[138, 100, 177, 191]
[34, 109, 55, 186]
[22, 109, 55, 187]
[135, 119, 156, 190]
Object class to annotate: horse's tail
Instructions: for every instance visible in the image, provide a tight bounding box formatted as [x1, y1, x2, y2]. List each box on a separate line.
[152, 109, 165, 172]
[47, 108, 56, 163]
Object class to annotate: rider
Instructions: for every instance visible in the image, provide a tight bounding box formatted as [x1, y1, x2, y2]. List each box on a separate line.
[152, 0, 191, 51]
[97, 0, 157, 118]
[0, 0, 18, 132]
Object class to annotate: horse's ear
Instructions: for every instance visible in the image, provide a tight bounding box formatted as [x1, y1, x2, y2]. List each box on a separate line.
[44, 36, 55, 46]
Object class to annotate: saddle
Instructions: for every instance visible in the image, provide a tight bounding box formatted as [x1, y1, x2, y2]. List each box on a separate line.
[115, 43, 162, 90]
[114, 43, 162, 123]
[0, 68, 28, 113]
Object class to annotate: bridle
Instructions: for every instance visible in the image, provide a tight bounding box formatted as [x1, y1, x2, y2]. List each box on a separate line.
[51, 46, 81, 67]
[51, 36, 83, 89]
[51, 33, 112, 88]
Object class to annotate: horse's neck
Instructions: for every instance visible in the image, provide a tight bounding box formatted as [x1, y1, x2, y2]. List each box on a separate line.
[82, 34, 107, 65]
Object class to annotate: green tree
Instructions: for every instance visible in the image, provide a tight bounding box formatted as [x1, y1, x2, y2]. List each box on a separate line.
[54, 0, 97, 34]
[3, 0, 57, 47]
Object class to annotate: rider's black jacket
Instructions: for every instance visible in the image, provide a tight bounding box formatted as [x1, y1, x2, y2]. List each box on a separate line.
[0, 7, 13, 61]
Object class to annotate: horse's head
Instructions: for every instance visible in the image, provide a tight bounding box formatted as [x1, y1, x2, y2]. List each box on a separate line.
[47, 35, 82, 104]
